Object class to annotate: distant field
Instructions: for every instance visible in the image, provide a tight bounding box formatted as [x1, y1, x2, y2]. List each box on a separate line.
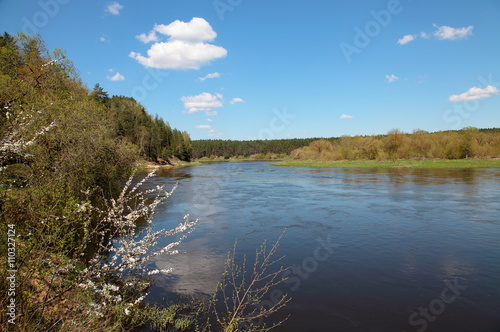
[268, 158, 500, 168]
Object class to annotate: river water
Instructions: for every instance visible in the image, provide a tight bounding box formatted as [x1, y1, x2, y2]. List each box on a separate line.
[140, 161, 500, 332]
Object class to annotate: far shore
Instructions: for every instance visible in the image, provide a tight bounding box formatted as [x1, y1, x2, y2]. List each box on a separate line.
[136, 160, 204, 169]
[136, 158, 500, 169]
[268, 158, 500, 168]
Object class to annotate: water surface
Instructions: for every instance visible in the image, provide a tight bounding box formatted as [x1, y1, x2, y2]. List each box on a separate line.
[142, 161, 500, 332]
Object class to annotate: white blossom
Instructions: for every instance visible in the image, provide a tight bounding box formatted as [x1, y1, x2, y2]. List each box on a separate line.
[74, 168, 198, 309]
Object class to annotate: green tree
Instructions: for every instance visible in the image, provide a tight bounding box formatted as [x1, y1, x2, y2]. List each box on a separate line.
[384, 129, 407, 161]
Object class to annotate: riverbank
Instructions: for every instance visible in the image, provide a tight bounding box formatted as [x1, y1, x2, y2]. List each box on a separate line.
[268, 158, 500, 168]
[136, 156, 262, 169]
[136, 160, 204, 169]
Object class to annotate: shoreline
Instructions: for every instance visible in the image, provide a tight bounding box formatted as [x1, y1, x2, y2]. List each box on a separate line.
[267, 158, 500, 168]
[136, 158, 500, 169]
[135, 160, 204, 169]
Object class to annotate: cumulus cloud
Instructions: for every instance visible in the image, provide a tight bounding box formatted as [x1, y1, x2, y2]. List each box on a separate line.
[182, 92, 223, 114]
[196, 124, 222, 137]
[106, 2, 123, 15]
[385, 74, 399, 83]
[196, 125, 212, 129]
[432, 24, 473, 40]
[206, 118, 213, 122]
[198, 72, 220, 81]
[449, 85, 499, 103]
[229, 97, 244, 104]
[340, 114, 353, 119]
[420, 31, 430, 39]
[155, 18, 217, 43]
[208, 129, 222, 137]
[130, 17, 227, 70]
[136, 31, 158, 43]
[397, 34, 416, 45]
[398, 24, 473, 45]
[100, 35, 108, 42]
[107, 71, 125, 81]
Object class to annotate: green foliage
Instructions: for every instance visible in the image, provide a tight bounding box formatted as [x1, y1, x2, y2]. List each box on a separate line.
[193, 128, 500, 162]
[106, 96, 192, 162]
[192, 137, 337, 159]
[0, 32, 194, 331]
[289, 128, 500, 162]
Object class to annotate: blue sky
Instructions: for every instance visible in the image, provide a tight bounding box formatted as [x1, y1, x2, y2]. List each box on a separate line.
[1, 0, 499, 140]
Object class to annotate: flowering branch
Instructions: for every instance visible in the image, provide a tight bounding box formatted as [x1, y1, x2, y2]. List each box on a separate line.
[77, 168, 199, 315]
[209, 232, 290, 332]
[0, 105, 55, 169]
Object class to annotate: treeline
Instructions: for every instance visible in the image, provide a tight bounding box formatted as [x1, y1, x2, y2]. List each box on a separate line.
[0, 32, 194, 330]
[193, 128, 500, 160]
[192, 138, 333, 159]
[94, 91, 192, 163]
[0, 31, 198, 331]
[0, 32, 191, 193]
[290, 128, 500, 161]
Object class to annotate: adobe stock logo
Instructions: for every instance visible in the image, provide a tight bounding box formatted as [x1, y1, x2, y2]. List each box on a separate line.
[339, 0, 404, 63]
[213, 0, 244, 21]
[403, 278, 467, 332]
[21, 0, 71, 35]
[250, 235, 340, 328]
[246, 107, 296, 140]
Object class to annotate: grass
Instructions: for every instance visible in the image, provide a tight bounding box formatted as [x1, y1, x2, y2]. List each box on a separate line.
[268, 158, 500, 168]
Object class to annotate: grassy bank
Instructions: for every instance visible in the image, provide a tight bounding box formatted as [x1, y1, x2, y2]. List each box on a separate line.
[268, 158, 500, 168]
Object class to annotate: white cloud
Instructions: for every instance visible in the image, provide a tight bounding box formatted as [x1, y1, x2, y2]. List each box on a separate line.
[181, 92, 223, 114]
[154, 17, 217, 43]
[136, 31, 158, 43]
[229, 97, 244, 104]
[420, 31, 430, 39]
[100, 35, 108, 42]
[397, 34, 416, 45]
[107, 72, 125, 81]
[130, 18, 227, 70]
[398, 25, 473, 45]
[106, 2, 123, 15]
[196, 125, 212, 129]
[198, 72, 220, 81]
[196, 124, 222, 137]
[449, 85, 499, 103]
[385, 74, 399, 83]
[208, 129, 223, 137]
[432, 24, 473, 40]
[206, 118, 213, 122]
[340, 114, 353, 119]
[129, 42, 226, 70]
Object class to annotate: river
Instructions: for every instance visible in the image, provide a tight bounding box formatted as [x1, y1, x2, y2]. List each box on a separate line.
[140, 161, 500, 332]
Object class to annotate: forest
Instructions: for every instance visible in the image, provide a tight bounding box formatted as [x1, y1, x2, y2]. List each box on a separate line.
[192, 128, 500, 160]
[0, 32, 198, 331]
[0, 32, 192, 190]
[289, 128, 500, 161]
[192, 137, 323, 159]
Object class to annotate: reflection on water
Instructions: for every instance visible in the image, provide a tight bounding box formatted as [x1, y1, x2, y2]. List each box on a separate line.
[153, 238, 225, 295]
[141, 162, 500, 332]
